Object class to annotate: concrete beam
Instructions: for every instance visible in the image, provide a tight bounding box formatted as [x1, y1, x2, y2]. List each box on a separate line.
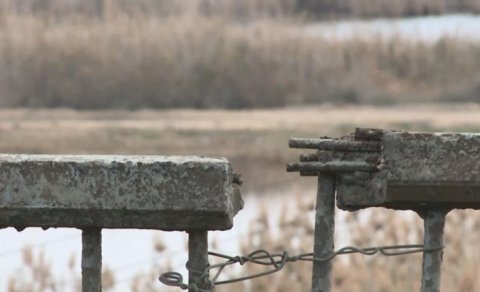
[337, 130, 480, 210]
[0, 155, 243, 231]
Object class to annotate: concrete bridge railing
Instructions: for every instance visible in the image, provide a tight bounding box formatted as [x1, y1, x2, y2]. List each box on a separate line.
[0, 154, 243, 292]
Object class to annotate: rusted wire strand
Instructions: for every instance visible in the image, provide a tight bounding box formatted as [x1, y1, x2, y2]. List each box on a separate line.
[159, 244, 443, 291]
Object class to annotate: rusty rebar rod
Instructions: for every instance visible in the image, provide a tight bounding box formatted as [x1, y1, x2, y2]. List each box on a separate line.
[421, 210, 448, 292]
[287, 161, 378, 173]
[188, 231, 211, 292]
[298, 154, 319, 176]
[300, 153, 319, 162]
[289, 138, 381, 152]
[312, 173, 336, 292]
[82, 228, 102, 292]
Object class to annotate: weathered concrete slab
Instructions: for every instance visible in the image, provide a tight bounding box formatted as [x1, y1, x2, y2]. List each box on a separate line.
[337, 130, 480, 210]
[0, 155, 243, 231]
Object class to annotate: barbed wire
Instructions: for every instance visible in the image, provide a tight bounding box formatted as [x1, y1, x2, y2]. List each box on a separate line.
[159, 244, 444, 291]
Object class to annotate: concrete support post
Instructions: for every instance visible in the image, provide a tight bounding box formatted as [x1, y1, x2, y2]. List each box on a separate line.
[188, 231, 211, 292]
[311, 173, 336, 292]
[421, 210, 448, 292]
[82, 228, 102, 292]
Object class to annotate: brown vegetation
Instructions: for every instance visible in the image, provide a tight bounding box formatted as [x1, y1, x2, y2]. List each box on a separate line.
[1, 4, 480, 109]
[296, 0, 480, 18]
[1, 0, 480, 19]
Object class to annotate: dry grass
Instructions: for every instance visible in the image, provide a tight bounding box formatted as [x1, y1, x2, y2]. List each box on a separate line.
[1, 11, 480, 109]
[1, 0, 480, 19]
[298, 0, 480, 18]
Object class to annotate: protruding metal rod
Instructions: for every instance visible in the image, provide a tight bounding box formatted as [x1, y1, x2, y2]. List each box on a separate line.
[287, 161, 378, 173]
[300, 153, 319, 162]
[421, 210, 448, 292]
[300, 171, 320, 177]
[289, 138, 381, 152]
[82, 228, 102, 292]
[312, 173, 336, 292]
[188, 231, 211, 292]
[299, 154, 320, 176]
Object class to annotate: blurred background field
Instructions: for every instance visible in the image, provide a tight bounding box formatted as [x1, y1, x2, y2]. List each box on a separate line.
[1, 0, 480, 291]
[2, 104, 480, 193]
[1, 0, 480, 109]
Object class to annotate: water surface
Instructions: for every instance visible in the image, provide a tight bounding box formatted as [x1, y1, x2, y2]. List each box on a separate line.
[304, 14, 480, 41]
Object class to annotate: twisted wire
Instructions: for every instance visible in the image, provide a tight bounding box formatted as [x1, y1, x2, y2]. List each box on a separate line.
[159, 244, 443, 291]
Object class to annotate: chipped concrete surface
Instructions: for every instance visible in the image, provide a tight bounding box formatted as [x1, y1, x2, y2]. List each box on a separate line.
[336, 130, 480, 210]
[0, 155, 243, 230]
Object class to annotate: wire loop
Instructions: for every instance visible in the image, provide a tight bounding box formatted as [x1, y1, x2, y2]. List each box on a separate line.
[159, 272, 189, 290]
[159, 244, 443, 290]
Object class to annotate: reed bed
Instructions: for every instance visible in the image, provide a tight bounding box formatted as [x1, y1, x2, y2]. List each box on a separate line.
[1, 0, 480, 19]
[1, 11, 480, 109]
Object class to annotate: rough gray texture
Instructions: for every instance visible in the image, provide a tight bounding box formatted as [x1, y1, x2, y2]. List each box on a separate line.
[287, 161, 377, 173]
[421, 210, 447, 292]
[0, 154, 243, 230]
[188, 231, 211, 292]
[337, 130, 480, 210]
[289, 138, 381, 152]
[82, 228, 102, 292]
[311, 174, 335, 292]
